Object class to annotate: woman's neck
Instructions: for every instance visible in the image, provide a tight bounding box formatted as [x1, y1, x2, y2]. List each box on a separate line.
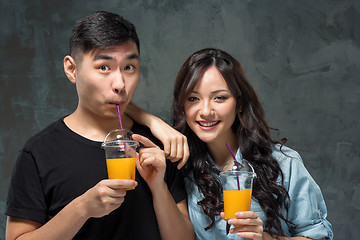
[207, 131, 238, 170]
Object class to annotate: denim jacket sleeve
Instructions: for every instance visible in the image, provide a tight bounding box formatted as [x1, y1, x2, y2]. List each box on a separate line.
[275, 146, 334, 240]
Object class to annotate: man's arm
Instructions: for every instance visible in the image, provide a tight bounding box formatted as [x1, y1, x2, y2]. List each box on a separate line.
[132, 134, 195, 240]
[152, 187, 195, 240]
[126, 102, 189, 169]
[6, 179, 137, 240]
[6, 197, 88, 240]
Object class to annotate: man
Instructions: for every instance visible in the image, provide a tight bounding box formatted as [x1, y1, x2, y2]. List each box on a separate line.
[6, 11, 194, 240]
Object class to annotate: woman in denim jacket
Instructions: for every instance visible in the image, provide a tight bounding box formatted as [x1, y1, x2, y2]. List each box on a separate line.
[132, 48, 333, 240]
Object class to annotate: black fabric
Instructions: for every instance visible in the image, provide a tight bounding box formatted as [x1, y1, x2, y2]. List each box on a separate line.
[6, 117, 186, 240]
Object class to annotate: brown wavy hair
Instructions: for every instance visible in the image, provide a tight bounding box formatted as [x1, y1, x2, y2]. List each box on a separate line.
[172, 48, 293, 236]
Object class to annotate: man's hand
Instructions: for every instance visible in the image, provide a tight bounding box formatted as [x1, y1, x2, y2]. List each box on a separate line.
[80, 179, 137, 218]
[132, 134, 167, 191]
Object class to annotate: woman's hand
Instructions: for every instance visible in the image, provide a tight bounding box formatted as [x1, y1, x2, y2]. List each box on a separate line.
[148, 118, 189, 169]
[221, 211, 264, 240]
[125, 102, 189, 169]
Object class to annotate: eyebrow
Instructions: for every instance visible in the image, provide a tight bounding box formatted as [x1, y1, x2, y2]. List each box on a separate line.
[126, 53, 139, 60]
[93, 53, 139, 61]
[191, 89, 230, 94]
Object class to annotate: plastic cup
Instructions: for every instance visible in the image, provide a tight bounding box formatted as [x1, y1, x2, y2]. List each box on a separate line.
[101, 129, 139, 190]
[220, 160, 256, 219]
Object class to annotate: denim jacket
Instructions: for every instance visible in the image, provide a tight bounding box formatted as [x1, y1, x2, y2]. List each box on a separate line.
[184, 145, 333, 240]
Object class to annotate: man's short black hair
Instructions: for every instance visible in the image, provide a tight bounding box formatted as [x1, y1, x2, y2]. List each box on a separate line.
[70, 11, 140, 58]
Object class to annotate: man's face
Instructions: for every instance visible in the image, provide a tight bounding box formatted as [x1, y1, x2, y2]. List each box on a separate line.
[74, 41, 140, 120]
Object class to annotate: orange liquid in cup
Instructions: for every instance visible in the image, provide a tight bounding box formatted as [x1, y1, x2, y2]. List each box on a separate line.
[106, 158, 136, 190]
[223, 189, 252, 219]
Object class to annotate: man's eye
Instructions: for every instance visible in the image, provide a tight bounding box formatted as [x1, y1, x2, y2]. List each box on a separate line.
[99, 65, 109, 71]
[124, 65, 135, 71]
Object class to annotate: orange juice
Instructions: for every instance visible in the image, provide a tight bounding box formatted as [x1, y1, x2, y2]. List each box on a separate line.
[106, 157, 136, 190]
[223, 189, 252, 219]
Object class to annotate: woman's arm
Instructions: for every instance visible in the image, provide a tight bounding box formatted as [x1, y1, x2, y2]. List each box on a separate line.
[221, 211, 322, 240]
[126, 102, 189, 169]
[263, 233, 322, 240]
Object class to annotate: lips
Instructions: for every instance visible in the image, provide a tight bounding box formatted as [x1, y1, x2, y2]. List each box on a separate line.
[108, 100, 125, 107]
[197, 121, 220, 129]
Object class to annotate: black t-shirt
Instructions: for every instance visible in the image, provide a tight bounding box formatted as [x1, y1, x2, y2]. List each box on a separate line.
[6, 117, 186, 239]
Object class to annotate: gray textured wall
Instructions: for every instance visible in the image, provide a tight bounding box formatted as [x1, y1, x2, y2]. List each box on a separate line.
[1, 0, 359, 239]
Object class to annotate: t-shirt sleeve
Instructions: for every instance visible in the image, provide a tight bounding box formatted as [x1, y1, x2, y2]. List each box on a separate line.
[281, 150, 333, 240]
[6, 148, 48, 224]
[164, 161, 187, 204]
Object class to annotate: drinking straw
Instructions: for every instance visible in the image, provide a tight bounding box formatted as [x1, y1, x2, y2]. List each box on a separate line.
[225, 143, 240, 235]
[117, 104, 128, 157]
[225, 143, 240, 190]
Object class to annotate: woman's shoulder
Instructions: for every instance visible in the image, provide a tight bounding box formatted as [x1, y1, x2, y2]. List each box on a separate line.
[271, 144, 311, 184]
[271, 144, 322, 192]
[272, 144, 304, 166]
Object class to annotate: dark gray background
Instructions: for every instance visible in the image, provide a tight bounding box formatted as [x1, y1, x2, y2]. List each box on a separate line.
[1, 0, 359, 239]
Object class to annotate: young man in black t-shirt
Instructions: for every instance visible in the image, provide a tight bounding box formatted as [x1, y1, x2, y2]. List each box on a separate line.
[6, 11, 194, 240]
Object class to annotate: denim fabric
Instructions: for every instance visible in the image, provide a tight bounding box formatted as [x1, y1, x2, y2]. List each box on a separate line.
[185, 145, 333, 240]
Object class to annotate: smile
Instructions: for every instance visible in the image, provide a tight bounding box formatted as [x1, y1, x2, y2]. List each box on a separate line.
[197, 121, 220, 127]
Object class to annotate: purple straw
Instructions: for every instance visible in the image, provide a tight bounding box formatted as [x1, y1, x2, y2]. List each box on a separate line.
[226, 143, 240, 190]
[117, 105, 128, 158]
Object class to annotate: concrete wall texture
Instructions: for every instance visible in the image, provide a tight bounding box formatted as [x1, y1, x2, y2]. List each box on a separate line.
[1, 0, 359, 239]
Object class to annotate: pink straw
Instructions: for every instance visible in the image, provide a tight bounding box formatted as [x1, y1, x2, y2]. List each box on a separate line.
[226, 143, 240, 190]
[117, 104, 128, 157]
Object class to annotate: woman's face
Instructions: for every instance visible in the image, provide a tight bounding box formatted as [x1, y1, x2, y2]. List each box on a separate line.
[184, 65, 237, 144]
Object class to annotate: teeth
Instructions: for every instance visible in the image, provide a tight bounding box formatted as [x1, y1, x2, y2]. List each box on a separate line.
[198, 121, 219, 127]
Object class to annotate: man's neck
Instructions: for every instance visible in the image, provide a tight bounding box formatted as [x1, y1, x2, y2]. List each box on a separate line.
[64, 109, 134, 142]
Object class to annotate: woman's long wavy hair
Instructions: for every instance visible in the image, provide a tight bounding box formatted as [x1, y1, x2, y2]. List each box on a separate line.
[172, 48, 293, 236]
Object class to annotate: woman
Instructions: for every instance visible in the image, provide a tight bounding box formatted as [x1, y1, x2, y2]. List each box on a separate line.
[130, 48, 333, 240]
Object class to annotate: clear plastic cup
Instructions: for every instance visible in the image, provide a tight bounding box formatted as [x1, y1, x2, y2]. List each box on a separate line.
[101, 129, 139, 190]
[220, 159, 256, 219]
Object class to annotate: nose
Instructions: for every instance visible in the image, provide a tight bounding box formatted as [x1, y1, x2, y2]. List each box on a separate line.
[113, 71, 125, 94]
[199, 100, 213, 117]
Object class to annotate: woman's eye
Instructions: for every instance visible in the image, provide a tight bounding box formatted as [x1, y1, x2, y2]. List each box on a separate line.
[99, 65, 109, 71]
[215, 96, 228, 101]
[187, 97, 199, 102]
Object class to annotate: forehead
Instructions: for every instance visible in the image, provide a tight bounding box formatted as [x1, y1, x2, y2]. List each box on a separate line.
[88, 41, 139, 61]
[193, 66, 229, 91]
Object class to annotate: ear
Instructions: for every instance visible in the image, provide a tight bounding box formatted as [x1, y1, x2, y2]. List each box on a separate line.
[64, 55, 77, 83]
